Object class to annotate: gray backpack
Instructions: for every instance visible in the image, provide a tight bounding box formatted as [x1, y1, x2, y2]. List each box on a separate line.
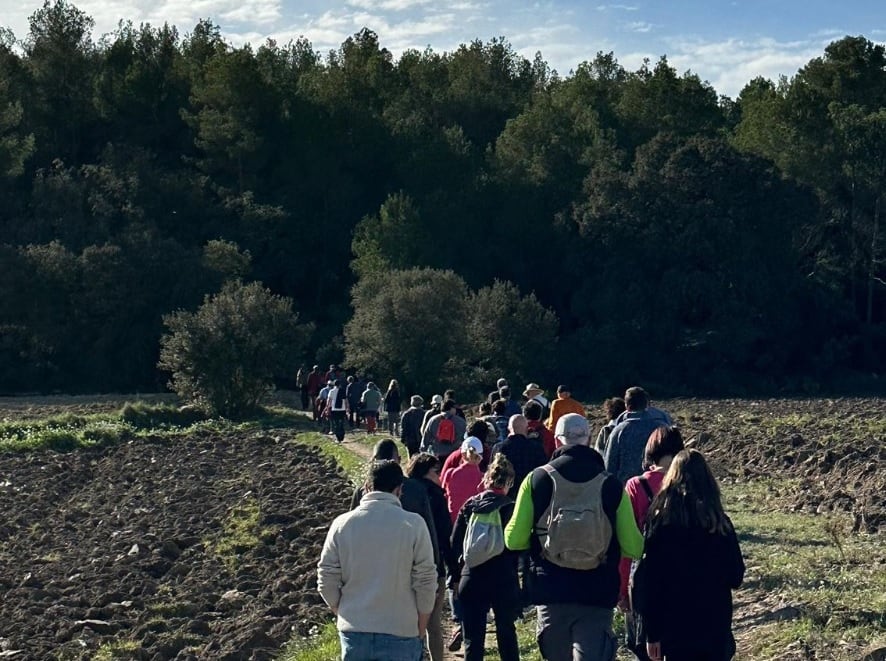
[537, 465, 612, 570]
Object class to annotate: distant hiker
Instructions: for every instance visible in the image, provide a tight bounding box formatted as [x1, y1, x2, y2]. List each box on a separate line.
[384, 379, 402, 435]
[489, 399, 510, 444]
[491, 414, 548, 499]
[296, 364, 309, 410]
[594, 397, 626, 455]
[422, 400, 467, 461]
[444, 389, 467, 420]
[632, 450, 744, 661]
[441, 437, 484, 525]
[407, 453, 459, 661]
[450, 453, 520, 661]
[317, 380, 333, 433]
[325, 378, 349, 443]
[361, 382, 382, 433]
[523, 382, 550, 419]
[619, 426, 684, 661]
[306, 365, 322, 420]
[545, 384, 585, 432]
[605, 387, 666, 486]
[345, 376, 360, 428]
[498, 386, 522, 418]
[318, 460, 437, 661]
[421, 394, 444, 436]
[401, 395, 426, 457]
[322, 363, 336, 384]
[505, 413, 644, 661]
[524, 400, 556, 459]
[487, 377, 508, 405]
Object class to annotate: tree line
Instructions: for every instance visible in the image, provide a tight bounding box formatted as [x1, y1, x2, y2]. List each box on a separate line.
[1, 0, 884, 398]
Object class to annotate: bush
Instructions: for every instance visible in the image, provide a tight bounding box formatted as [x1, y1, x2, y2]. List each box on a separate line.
[158, 281, 312, 417]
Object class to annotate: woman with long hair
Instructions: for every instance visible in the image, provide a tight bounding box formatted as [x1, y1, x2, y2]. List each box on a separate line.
[633, 449, 745, 661]
[384, 379, 402, 435]
[450, 453, 520, 661]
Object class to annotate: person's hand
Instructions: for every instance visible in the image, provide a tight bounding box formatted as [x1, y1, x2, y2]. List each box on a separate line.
[616, 595, 630, 612]
[646, 641, 662, 661]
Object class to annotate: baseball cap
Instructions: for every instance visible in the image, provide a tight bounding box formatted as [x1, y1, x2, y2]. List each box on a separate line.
[554, 413, 590, 445]
[461, 436, 483, 455]
[431, 394, 444, 405]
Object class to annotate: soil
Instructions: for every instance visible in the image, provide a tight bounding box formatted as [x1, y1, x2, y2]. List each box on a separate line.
[0, 420, 352, 660]
[0, 394, 882, 660]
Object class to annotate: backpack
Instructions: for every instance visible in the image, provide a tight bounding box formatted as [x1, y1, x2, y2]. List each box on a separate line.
[436, 417, 457, 444]
[463, 504, 506, 568]
[538, 465, 612, 570]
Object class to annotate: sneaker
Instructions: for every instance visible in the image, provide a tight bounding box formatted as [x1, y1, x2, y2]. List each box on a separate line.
[447, 627, 462, 651]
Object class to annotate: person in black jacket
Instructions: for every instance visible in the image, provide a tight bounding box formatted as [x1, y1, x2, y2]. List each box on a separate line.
[407, 452, 457, 661]
[491, 414, 548, 498]
[451, 453, 520, 661]
[633, 449, 745, 661]
[400, 395, 425, 457]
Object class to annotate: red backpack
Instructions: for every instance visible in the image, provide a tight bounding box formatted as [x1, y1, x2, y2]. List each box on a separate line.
[436, 417, 456, 444]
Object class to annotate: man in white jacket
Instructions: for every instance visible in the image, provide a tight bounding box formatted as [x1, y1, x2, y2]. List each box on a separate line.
[318, 460, 438, 661]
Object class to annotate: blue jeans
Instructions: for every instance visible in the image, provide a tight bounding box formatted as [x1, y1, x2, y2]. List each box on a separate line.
[339, 631, 423, 661]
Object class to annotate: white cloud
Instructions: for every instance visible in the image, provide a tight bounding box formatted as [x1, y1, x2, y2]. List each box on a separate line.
[347, 0, 431, 10]
[596, 4, 638, 11]
[626, 21, 653, 33]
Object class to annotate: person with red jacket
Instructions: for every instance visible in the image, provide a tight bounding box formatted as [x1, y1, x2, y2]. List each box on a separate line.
[305, 365, 323, 420]
[524, 400, 556, 458]
[441, 437, 484, 524]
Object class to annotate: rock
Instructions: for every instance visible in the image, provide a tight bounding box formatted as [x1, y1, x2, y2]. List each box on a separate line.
[73, 619, 119, 635]
[19, 573, 42, 589]
[862, 646, 886, 661]
[159, 540, 182, 560]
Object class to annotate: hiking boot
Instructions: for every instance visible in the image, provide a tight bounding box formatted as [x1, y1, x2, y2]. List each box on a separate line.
[447, 627, 462, 651]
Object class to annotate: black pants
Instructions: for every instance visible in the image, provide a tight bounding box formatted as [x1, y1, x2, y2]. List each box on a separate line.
[331, 411, 347, 442]
[299, 386, 309, 410]
[460, 593, 519, 661]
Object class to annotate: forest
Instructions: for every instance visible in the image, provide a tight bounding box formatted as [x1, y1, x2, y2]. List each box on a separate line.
[1, 0, 885, 398]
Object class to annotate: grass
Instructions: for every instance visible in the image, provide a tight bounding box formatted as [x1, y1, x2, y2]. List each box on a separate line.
[278, 622, 341, 661]
[724, 481, 886, 660]
[205, 496, 267, 571]
[93, 640, 141, 660]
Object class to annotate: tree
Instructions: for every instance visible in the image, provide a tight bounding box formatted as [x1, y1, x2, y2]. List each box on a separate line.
[158, 280, 311, 416]
[468, 280, 559, 387]
[344, 268, 471, 394]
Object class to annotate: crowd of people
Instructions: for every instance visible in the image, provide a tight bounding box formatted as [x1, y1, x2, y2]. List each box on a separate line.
[315, 377, 745, 661]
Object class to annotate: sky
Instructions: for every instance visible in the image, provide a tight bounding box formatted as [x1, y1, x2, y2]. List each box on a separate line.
[2, 0, 885, 98]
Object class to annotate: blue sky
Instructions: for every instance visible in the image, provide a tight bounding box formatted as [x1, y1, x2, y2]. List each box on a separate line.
[3, 0, 885, 97]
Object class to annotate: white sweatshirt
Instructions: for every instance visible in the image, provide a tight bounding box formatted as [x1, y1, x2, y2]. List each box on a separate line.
[317, 491, 437, 638]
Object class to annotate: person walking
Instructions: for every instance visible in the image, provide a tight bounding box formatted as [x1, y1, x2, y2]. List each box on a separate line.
[400, 395, 426, 457]
[296, 364, 309, 410]
[619, 426, 684, 661]
[325, 378, 350, 443]
[318, 460, 437, 661]
[604, 387, 665, 487]
[505, 413, 644, 661]
[450, 453, 521, 661]
[632, 449, 745, 661]
[306, 365, 322, 420]
[384, 379, 403, 435]
[545, 385, 585, 433]
[361, 381, 382, 433]
[421, 399, 467, 461]
[491, 414, 548, 499]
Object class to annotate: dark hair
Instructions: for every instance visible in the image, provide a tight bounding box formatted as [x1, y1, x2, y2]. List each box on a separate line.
[444, 389, 455, 400]
[647, 449, 730, 535]
[557, 385, 570, 394]
[483, 453, 515, 490]
[406, 452, 440, 480]
[468, 420, 489, 442]
[625, 387, 648, 411]
[479, 401, 492, 416]
[523, 400, 543, 421]
[644, 426, 684, 468]
[442, 399, 456, 412]
[370, 460, 403, 493]
[492, 399, 506, 415]
[603, 397, 625, 420]
[372, 438, 400, 461]
[499, 385, 511, 399]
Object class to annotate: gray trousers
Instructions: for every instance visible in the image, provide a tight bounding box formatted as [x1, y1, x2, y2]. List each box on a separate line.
[536, 603, 617, 661]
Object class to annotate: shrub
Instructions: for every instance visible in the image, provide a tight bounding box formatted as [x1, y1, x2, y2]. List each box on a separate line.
[158, 281, 312, 417]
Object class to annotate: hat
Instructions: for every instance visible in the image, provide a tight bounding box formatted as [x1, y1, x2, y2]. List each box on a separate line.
[312, 365, 319, 370]
[431, 394, 444, 405]
[523, 383, 543, 399]
[496, 378, 508, 388]
[554, 413, 590, 445]
[410, 395, 423, 407]
[461, 436, 483, 455]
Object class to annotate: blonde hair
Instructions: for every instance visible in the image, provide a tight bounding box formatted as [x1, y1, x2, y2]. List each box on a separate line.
[387, 379, 398, 392]
[647, 449, 731, 535]
[483, 453, 515, 490]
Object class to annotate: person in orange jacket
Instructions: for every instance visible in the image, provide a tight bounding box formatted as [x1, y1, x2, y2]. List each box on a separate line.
[545, 384, 586, 431]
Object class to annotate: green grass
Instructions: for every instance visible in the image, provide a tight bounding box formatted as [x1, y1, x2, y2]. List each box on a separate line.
[278, 622, 341, 661]
[92, 639, 141, 660]
[205, 496, 268, 570]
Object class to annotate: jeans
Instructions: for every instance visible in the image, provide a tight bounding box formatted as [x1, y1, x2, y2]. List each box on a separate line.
[331, 411, 347, 442]
[339, 631, 423, 661]
[536, 603, 617, 661]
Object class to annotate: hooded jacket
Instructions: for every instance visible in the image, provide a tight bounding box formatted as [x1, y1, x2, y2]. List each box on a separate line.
[450, 490, 519, 603]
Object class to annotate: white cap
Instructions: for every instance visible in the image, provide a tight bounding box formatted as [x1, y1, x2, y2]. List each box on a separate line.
[461, 436, 483, 455]
[554, 413, 590, 445]
[431, 394, 444, 405]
